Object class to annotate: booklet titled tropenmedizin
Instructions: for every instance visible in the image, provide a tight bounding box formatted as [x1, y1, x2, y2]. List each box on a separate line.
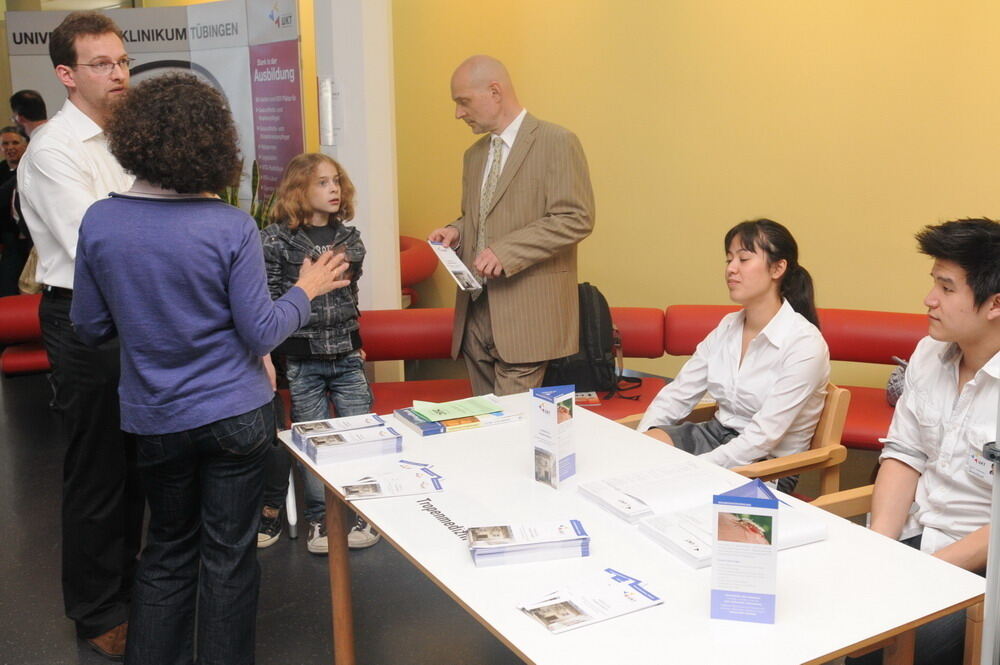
[518, 568, 662, 634]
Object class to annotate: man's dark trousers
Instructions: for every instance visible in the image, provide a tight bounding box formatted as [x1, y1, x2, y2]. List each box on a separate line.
[39, 290, 144, 638]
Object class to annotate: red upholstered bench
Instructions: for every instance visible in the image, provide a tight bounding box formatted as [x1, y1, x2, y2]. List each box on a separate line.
[357, 306, 667, 420]
[663, 305, 927, 452]
[359, 307, 472, 414]
[0, 294, 50, 376]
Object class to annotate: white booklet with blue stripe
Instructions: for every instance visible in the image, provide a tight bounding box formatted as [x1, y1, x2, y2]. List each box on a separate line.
[467, 519, 589, 567]
[518, 568, 662, 634]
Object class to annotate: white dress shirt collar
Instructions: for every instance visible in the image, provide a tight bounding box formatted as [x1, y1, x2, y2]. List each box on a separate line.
[61, 98, 105, 143]
[754, 299, 802, 349]
[494, 107, 527, 151]
[937, 341, 1000, 381]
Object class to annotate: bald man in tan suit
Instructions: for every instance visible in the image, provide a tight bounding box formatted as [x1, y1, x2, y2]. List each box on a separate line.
[429, 56, 595, 396]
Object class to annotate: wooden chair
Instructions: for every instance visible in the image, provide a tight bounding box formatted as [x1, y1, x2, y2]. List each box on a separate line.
[618, 382, 850, 495]
[811, 485, 985, 665]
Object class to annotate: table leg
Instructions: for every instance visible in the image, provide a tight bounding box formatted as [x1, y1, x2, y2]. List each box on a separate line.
[882, 629, 915, 665]
[326, 487, 356, 665]
[964, 600, 984, 665]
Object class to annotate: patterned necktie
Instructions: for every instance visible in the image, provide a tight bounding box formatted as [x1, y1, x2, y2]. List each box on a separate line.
[476, 135, 504, 257]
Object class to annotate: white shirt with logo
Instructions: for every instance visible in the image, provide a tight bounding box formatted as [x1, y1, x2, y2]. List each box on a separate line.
[880, 337, 1000, 553]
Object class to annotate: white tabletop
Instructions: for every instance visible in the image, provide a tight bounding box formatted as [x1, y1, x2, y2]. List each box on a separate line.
[281, 394, 985, 665]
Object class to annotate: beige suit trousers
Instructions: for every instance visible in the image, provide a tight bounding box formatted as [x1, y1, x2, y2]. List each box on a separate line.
[462, 291, 548, 396]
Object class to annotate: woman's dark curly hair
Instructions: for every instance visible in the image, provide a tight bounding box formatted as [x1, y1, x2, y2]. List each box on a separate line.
[106, 73, 241, 194]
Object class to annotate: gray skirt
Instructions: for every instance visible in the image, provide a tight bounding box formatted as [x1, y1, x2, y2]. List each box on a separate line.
[654, 419, 799, 494]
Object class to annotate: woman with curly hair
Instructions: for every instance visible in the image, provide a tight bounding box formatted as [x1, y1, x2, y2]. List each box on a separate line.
[69, 73, 349, 665]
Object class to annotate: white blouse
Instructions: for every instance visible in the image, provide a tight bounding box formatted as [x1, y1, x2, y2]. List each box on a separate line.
[638, 300, 830, 467]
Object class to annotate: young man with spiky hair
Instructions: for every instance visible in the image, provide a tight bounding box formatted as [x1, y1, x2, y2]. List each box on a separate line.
[852, 218, 1000, 665]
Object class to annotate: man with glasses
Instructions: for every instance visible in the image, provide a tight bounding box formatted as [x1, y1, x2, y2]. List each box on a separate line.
[18, 11, 141, 661]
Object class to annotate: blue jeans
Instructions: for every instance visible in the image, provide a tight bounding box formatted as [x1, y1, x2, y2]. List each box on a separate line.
[286, 352, 372, 523]
[126, 403, 273, 665]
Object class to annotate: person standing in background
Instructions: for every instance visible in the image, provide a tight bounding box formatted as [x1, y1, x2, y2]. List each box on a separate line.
[428, 55, 595, 396]
[0, 126, 29, 295]
[10, 89, 48, 137]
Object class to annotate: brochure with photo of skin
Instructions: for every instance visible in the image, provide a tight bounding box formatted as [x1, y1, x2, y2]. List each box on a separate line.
[429, 240, 482, 291]
[711, 479, 779, 624]
[290, 413, 386, 449]
[467, 519, 590, 567]
[518, 568, 662, 634]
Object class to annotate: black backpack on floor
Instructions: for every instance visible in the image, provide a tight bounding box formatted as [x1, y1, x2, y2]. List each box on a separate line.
[542, 282, 642, 398]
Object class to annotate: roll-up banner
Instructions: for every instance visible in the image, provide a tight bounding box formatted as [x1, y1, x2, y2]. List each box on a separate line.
[6, 0, 304, 199]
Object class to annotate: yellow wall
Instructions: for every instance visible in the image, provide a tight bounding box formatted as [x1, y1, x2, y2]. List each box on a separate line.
[390, 0, 1000, 386]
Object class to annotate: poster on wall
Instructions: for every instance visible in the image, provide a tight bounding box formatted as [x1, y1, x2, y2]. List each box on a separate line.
[6, 0, 302, 200]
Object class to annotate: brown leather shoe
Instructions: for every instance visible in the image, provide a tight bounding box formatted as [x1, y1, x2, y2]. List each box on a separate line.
[86, 622, 127, 661]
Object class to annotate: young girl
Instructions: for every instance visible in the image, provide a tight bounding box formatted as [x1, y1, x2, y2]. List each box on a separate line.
[260, 153, 377, 553]
[637, 219, 830, 492]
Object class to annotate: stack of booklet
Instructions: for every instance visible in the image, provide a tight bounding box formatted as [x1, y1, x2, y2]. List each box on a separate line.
[518, 568, 662, 634]
[578, 461, 740, 523]
[579, 463, 827, 567]
[290, 414, 402, 464]
[393, 395, 521, 436]
[638, 501, 827, 569]
[466, 520, 590, 567]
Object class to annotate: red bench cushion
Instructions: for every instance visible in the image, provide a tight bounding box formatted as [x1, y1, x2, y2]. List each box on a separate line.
[841, 385, 894, 451]
[1, 342, 51, 375]
[371, 378, 473, 416]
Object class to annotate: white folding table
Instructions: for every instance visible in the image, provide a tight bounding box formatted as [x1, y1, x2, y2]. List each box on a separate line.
[280, 393, 985, 665]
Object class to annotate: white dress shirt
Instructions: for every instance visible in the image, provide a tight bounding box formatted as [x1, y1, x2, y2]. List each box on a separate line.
[480, 107, 527, 192]
[638, 300, 830, 467]
[880, 337, 1000, 554]
[18, 99, 133, 289]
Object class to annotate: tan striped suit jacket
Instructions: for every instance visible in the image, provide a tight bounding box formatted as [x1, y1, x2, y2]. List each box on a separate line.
[450, 113, 595, 364]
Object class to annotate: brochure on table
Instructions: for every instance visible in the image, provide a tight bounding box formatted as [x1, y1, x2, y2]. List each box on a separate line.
[394, 406, 521, 436]
[336, 459, 444, 500]
[289, 413, 402, 464]
[467, 519, 590, 567]
[579, 461, 744, 522]
[411, 395, 505, 421]
[710, 479, 778, 624]
[290, 413, 386, 449]
[640, 500, 826, 569]
[518, 567, 662, 634]
[428, 240, 482, 291]
[532, 385, 576, 489]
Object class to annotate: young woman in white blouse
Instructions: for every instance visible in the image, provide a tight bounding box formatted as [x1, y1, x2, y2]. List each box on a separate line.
[637, 219, 830, 492]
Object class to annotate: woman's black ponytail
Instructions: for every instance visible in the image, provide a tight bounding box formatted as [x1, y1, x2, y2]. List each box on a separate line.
[724, 219, 820, 328]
